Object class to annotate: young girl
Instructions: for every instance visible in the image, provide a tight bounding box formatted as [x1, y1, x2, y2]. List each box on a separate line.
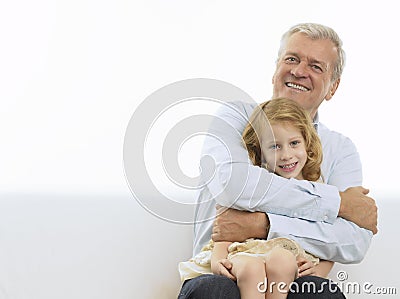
[179, 98, 333, 298]
[210, 97, 333, 299]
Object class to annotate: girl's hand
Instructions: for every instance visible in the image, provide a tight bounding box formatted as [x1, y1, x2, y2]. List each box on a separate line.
[297, 257, 316, 277]
[211, 258, 236, 281]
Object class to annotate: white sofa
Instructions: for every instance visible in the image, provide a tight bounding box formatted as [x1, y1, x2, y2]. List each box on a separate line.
[0, 192, 397, 299]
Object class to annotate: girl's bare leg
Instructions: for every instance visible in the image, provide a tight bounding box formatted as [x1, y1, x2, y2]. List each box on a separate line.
[229, 255, 266, 299]
[264, 248, 298, 299]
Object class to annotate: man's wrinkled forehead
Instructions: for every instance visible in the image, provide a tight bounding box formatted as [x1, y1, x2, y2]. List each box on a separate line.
[281, 33, 338, 72]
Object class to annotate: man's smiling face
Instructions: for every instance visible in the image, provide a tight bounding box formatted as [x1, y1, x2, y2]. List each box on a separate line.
[272, 32, 340, 119]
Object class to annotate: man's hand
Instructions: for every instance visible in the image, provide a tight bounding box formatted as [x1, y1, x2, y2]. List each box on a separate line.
[212, 205, 269, 242]
[339, 186, 378, 234]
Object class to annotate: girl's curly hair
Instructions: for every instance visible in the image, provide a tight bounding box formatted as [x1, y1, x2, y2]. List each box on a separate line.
[242, 98, 323, 182]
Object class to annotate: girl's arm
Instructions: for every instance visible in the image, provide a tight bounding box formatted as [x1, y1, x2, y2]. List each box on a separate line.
[211, 241, 236, 280]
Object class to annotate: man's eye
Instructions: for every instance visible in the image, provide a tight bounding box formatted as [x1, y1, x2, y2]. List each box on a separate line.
[312, 65, 323, 72]
[285, 57, 297, 63]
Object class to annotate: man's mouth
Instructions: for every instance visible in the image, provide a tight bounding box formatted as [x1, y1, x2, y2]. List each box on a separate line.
[286, 82, 309, 92]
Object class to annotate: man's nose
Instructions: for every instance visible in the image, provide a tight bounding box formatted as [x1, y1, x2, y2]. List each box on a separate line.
[291, 61, 309, 78]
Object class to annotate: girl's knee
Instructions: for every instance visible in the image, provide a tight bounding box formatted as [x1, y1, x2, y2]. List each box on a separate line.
[265, 248, 298, 278]
[231, 256, 265, 281]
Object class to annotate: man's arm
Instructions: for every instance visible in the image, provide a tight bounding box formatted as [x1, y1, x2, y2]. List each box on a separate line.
[212, 205, 269, 242]
[211, 187, 375, 263]
[321, 124, 378, 233]
[339, 187, 377, 234]
[212, 186, 377, 243]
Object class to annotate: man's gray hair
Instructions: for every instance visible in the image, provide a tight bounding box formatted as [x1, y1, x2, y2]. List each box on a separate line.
[278, 23, 345, 82]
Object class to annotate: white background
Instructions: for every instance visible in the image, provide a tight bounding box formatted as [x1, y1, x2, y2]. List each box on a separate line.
[1, 0, 399, 199]
[1, 1, 399, 298]
[0, 0, 400, 202]
[0, 0, 400, 200]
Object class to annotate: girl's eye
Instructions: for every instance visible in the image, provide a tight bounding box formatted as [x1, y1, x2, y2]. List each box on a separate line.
[270, 144, 280, 150]
[290, 141, 300, 146]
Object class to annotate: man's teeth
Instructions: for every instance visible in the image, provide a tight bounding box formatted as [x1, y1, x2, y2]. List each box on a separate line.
[281, 162, 296, 169]
[287, 82, 309, 91]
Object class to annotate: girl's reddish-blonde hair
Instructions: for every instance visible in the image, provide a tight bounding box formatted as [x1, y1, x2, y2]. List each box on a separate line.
[242, 98, 323, 182]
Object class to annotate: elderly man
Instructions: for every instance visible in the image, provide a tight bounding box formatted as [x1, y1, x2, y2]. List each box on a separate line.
[178, 23, 377, 299]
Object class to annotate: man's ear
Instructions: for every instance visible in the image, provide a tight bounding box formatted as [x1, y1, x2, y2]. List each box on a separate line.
[326, 78, 340, 101]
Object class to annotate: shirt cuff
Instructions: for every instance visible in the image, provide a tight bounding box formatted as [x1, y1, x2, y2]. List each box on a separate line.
[314, 183, 341, 224]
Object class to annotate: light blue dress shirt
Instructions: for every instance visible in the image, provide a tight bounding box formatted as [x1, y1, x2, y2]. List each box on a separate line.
[193, 101, 372, 264]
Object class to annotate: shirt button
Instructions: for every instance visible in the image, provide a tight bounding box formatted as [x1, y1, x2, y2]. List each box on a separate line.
[293, 212, 298, 217]
[323, 215, 328, 221]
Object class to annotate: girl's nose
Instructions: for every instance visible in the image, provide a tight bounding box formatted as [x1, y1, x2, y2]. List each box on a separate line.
[280, 147, 293, 161]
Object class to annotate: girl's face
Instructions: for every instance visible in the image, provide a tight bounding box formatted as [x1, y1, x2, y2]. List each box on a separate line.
[261, 122, 307, 180]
